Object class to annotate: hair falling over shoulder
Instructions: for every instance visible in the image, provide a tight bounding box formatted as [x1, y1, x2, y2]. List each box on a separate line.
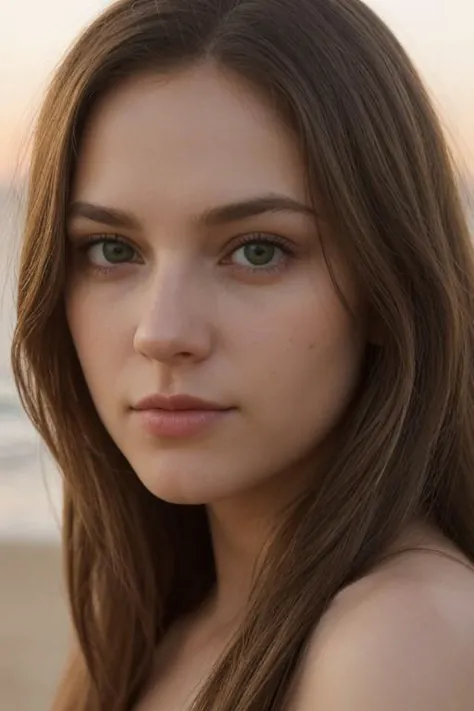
[10, 1, 474, 709]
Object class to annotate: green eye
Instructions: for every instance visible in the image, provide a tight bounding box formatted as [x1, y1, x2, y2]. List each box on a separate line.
[81, 237, 137, 268]
[227, 233, 295, 273]
[234, 242, 282, 267]
[100, 240, 135, 264]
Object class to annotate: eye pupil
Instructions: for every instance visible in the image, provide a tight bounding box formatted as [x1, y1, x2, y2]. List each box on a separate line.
[103, 241, 133, 263]
[244, 243, 275, 266]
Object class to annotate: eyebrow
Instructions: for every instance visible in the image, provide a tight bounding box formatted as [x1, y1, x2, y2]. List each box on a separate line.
[66, 193, 318, 230]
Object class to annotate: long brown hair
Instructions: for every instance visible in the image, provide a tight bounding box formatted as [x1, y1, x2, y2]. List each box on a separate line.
[11, 1, 474, 709]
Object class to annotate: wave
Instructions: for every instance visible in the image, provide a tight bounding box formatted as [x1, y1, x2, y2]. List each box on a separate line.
[0, 368, 62, 541]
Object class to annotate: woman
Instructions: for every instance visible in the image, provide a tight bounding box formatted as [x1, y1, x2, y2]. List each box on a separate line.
[11, 0, 474, 709]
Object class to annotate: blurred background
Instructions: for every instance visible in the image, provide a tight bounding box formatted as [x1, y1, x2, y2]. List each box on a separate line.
[0, 1, 473, 709]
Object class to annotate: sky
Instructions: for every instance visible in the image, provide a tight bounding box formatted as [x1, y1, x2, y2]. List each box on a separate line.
[0, 0, 473, 184]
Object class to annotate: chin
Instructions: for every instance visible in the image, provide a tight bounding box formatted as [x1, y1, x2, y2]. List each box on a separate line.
[127, 448, 274, 506]
[134, 469, 226, 506]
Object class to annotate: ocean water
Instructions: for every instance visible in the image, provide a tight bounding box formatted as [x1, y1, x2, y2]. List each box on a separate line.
[0, 366, 62, 542]
[0, 185, 62, 541]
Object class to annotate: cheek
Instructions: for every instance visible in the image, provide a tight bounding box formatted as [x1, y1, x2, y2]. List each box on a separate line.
[64, 287, 126, 404]
[247, 294, 366, 445]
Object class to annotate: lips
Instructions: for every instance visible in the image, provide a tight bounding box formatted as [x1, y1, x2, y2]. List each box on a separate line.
[132, 402, 235, 438]
[131, 392, 235, 437]
[132, 393, 231, 412]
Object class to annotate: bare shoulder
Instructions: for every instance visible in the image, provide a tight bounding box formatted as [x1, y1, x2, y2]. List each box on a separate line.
[290, 544, 474, 711]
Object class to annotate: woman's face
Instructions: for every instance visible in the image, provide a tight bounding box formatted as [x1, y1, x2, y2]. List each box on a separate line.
[65, 63, 368, 505]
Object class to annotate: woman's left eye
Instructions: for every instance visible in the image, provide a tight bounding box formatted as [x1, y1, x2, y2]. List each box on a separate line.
[226, 235, 294, 272]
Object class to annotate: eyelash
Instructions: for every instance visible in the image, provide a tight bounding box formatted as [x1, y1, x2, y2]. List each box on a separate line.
[71, 232, 296, 276]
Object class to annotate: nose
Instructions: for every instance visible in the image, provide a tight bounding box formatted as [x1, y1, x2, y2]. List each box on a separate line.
[132, 267, 213, 365]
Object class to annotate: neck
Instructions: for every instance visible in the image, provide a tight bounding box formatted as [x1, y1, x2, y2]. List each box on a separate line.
[204, 464, 315, 626]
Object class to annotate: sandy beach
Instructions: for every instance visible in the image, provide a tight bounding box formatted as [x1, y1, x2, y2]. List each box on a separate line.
[0, 541, 71, 711]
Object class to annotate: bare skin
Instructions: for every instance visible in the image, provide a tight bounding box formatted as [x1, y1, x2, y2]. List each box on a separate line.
[288, 523, 474, 710]
[134, 520, 474, 711]
[65, 64, 474, 709]
[66, 63, 370, 635]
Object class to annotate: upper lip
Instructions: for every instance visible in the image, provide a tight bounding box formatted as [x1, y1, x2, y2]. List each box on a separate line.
[132, 394, 232, 411]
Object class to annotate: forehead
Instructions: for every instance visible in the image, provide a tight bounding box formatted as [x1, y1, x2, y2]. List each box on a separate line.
[71, 64, 309, 218]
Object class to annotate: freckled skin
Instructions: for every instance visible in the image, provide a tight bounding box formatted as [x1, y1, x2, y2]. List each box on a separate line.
[65, 63, 368, 510]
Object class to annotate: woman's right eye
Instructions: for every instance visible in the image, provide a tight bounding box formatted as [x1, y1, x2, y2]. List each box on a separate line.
[69, 236, 141, 274]
[86, 237, 137, 266]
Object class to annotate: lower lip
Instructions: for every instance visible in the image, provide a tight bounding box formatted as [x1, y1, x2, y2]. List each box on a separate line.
[134, 408, 234, 438]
